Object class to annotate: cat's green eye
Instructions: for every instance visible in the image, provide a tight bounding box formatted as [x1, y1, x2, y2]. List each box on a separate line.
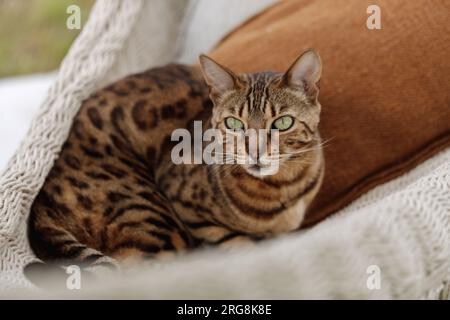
[225, 117, 244, 131]
[272, 116, 294, 131]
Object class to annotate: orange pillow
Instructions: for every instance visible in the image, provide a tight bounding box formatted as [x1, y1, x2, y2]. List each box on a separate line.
[209, 0, 450, 226]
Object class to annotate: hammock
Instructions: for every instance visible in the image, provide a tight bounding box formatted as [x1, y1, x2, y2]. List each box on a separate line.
[0, 0, 449, 299]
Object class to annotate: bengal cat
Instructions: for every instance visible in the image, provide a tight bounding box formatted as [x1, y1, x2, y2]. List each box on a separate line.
[28, 49, 324, 273]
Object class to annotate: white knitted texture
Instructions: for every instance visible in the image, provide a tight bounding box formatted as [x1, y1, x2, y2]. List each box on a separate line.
[0, 0, 449, 298]
[0, 0, 151, 289]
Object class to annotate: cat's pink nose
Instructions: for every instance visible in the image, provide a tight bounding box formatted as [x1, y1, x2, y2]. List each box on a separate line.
[248, 155, 259, 165]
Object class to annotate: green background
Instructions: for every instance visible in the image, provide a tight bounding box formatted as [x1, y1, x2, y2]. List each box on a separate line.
[0, 0, 94, 78]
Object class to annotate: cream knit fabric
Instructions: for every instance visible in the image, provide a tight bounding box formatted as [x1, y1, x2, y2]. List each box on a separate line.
[0, 0, 449, 298]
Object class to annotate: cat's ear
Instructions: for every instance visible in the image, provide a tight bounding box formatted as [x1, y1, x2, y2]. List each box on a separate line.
[282, 49, 322, 101]
[199, 54, 238, 101]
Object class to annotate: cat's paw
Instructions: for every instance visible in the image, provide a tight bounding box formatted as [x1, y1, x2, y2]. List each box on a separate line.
[83, 255, 121, 279]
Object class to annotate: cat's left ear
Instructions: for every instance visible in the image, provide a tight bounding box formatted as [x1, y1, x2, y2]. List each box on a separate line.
[199, 54, 239, 101]
[282, 49, 322, 102]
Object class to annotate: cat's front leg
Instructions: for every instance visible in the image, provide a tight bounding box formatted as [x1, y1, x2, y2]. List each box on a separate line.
[183, 218, 262, 251]
[216, 234, 257, 250]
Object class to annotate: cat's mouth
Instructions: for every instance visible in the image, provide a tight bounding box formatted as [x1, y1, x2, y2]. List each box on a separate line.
[244, 163, 279, 177]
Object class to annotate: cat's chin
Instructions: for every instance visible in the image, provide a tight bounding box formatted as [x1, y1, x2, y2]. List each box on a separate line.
[244, 165, 279, 178]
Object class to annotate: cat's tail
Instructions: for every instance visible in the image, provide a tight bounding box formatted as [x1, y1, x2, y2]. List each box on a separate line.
[26, 211, 119, 290]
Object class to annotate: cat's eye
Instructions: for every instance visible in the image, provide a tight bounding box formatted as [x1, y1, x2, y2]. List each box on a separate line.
[272, 116, 294, 131]
[225, 117, 244, 131]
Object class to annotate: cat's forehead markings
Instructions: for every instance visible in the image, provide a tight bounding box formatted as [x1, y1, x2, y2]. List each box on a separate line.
[220, 90, 241, 108]
[245, 72, 277, 114]
[269, 86, 311, 114]
[217, 72, 285, 118]
[284, 88, 311, 109]
[266, 100, 276, 118]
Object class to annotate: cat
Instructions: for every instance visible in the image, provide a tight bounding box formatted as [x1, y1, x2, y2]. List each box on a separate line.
[28, 49, 324, 271]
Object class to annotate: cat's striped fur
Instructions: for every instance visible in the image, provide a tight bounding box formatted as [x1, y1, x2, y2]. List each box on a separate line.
[28, 50, 324, 271]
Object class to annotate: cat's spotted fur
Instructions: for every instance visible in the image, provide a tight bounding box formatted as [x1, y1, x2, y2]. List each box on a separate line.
[28, 50, 324, 270]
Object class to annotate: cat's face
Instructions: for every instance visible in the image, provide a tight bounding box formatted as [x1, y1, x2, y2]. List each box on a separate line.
[199, 50, 322, 177]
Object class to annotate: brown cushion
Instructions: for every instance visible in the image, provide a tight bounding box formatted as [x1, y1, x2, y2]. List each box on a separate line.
[209, 0, 450, 227]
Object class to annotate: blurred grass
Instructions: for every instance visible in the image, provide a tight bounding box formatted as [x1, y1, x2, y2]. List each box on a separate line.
[0, 0, 94, 78]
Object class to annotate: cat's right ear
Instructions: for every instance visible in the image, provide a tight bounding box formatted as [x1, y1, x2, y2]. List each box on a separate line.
[199, 54, 238, 101]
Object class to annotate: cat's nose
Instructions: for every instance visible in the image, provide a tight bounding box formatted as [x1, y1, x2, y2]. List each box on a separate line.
[258, 154, 271, 166]
[248, 154, 267, 167]
[248, 154, 258, 165]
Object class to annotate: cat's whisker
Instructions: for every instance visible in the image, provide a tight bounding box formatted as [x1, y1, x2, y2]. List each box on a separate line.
[285, 139, 332, 155]
[285, 159, 316, 165]
[285, 147, 319, 155]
